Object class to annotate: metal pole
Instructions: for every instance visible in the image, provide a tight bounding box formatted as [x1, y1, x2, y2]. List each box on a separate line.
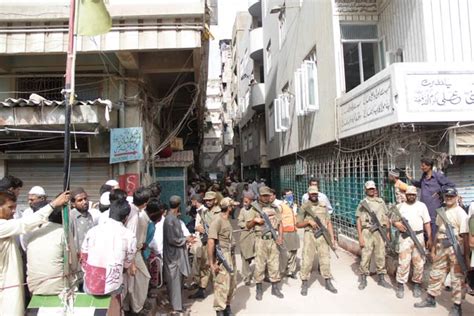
[62, 0, 76, 312]
[64, 0, 76, 191]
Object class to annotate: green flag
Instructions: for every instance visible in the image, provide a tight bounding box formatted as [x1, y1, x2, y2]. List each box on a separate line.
[77, 0, 112, 36]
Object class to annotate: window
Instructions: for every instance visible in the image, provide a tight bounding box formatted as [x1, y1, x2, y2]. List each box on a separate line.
[243, 135, 248, 152]
[269, 104, 275, 141]
[244, 90, 250, 112]
[294, 48, 319, 116]
[341, 24, 382, 92]
[16, 76, 102, 100]
[274, 94, 290, 133]
[266, 40, 272, 73]
[278, 5, 287, 48]
[248, 133, 253, 150]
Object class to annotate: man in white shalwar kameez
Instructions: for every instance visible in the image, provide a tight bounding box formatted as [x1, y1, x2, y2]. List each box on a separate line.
[0, 190, 70, 316]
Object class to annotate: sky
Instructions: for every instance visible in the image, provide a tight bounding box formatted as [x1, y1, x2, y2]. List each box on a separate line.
[208, 0, 248, 79]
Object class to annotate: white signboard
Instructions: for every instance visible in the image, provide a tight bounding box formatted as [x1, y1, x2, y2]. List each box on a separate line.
[406, 74, 474, 112]
[339, 79, 393, 133]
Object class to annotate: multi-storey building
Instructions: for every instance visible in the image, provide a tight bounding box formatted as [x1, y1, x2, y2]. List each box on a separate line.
[0, 0, 214, 208]
[200, 39, 235, 175]
[235, 0, 474, 239]
[231, 7, 269, 182]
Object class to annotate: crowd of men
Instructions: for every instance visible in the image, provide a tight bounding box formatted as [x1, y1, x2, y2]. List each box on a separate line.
[0, 157, 473, 316]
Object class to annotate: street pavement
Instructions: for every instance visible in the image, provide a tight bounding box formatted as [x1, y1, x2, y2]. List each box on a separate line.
[155, 219, 474, 315]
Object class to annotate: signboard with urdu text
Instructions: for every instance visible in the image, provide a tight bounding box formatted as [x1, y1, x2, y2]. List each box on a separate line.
[110, 127, 144, 164]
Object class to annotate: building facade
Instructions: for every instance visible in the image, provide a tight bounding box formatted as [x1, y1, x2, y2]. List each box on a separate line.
[231, 7, 269, 182]
[200, 39, 235, 175]
[234, 0, 474, 239]
[0, 0, 214, 208]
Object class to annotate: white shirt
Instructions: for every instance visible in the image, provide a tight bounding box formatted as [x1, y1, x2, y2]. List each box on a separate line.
[98, 209, 110, 226]
[301, 192, 334, 214]
[151, 216, 190, 257]
[26, 222, 67, 295]
[398, 201, 431, 231]
[0, 204, 55, 316]
[81, 218, 137, 295]
[436, 205, 469, 238]
[88, 207, 101, 225]
[19, 207, 34, 251]
[152, 218, 164, 256]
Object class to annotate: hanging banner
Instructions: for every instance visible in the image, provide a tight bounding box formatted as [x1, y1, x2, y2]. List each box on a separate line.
[110, 127, 144, 164]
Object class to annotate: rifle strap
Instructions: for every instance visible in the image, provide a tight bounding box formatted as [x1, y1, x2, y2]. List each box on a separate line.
[251, 201, 264, 215]
[436, 207, 454, 231]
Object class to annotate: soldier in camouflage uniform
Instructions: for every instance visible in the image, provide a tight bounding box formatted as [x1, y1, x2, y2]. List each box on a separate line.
[392, 186, 432, 299]
[246, 186, 284, 300]
[415, 188, 469, 316]
[356, 180, 391, 290]
[237, 192, 256, 286]
[208, 197, 236, 316]
[189, 191, 222, 299]
[297, 186, 337, 295]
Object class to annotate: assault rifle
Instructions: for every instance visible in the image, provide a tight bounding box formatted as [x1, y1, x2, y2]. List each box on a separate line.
[204, 223, 233, 273]
[436, 208, 468, 275]
[390, 205, 426, 259]
[312, 214, 339, 259]
[251, 201, 285, 251]
[360, 200, 395, 253]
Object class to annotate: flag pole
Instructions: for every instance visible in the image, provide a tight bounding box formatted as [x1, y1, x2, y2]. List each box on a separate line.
[62, 0, 76, 312]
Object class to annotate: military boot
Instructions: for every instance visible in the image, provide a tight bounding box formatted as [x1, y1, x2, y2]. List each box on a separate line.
[413, 283, 422, 298]
[396, 283, 404, 299]
[256, 283, 263, 301]
[414, 294, 436, 308]
[358, 275, 367, 290]
[271, 282, 284, 298]
[224, 305, 233, 316]
[377, 274, 391, 288]
[449, 304, 462, 316]
[216, 311, 225, 316]
[301, 280, 309, 296]
[188, 287, 206, 299]
[325, 279, 338, 294]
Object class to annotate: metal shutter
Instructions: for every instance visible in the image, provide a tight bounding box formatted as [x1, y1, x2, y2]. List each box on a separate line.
[446, 158, 474, 204]
[7, 160, 111, 210]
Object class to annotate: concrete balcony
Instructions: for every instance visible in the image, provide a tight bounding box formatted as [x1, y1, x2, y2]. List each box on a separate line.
[250, 83, 265, 112]
[336, 63, 474, 139]
[248, 0, 262, 18]
[249, 27, 263, 61]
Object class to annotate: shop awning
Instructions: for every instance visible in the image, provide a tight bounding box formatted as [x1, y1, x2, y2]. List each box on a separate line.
[155, 150, 194, 167]
[0, 94, 113, 132]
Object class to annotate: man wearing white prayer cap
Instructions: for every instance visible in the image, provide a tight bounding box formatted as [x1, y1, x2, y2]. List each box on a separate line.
[28, 186, 47, 207]
[18, 186, 47, 250]
[105, 179, 120, 189]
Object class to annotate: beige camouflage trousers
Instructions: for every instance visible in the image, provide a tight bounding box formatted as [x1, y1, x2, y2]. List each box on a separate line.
[300, 231, 332, 280]
[196, 244, 211, 288]
[427, 243, 464, 304]
[241, 257, 253, 283]
[213, 251, 236, 311]
[254, 238, 281, 283]
[396, 235, 425, 284]
[286, 250, 298, 275]
[360, 229, 387, 275]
